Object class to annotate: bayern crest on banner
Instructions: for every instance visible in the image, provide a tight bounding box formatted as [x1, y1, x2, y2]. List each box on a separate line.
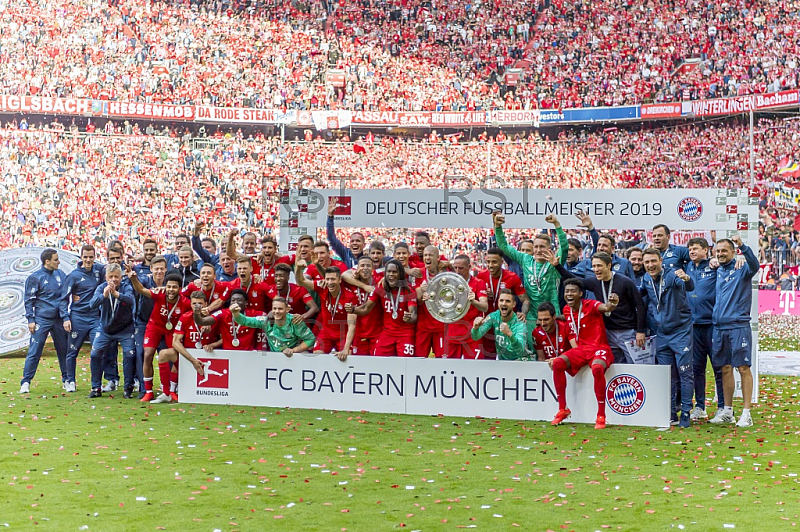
[677, 197, 703, 222]
[606, 374, 646, 415]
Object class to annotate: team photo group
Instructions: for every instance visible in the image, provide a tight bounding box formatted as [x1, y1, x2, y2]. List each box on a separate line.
[22, 200, 758, 430]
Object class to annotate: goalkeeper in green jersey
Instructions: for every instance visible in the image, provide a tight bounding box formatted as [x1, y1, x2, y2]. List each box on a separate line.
[493, 210, 568, 325]
[470, 288, 528, 360]
[232, 297, 315, 356]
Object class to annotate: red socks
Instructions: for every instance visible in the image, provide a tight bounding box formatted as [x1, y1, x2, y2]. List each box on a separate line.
[591, 364, 606, 417]
[169, 368, 179, 392]
[144, 377, 153, 392]
[551, 357, 568, 410]
[158, 363, 171, 394]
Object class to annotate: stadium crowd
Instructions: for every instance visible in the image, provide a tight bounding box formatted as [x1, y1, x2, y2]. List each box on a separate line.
[3, 0, 799, 110]
[3, 116, 800, 267]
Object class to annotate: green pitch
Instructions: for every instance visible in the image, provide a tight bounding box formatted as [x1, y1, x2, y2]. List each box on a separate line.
[1, 346, 798, 531]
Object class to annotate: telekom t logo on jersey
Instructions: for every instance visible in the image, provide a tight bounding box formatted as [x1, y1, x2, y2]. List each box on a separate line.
[197, 358, 229, 388]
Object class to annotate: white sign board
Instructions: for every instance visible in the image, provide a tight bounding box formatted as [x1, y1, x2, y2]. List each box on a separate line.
[180, 351, 671, 427]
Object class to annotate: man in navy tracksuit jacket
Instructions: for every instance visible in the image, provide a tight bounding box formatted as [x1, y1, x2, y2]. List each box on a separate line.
[60, 245, 104, 392]
[191, 233, 236, 282]
[327, 202, 367, 269]
[685, 237, 723, 418]
[88, 264, 136, 398]
[21, 249, 69, 393]
[640, 247, 695, 427]
[709, 235, 759, 427]
[652, 224, 691, 271]
[132, 255, 168, 398]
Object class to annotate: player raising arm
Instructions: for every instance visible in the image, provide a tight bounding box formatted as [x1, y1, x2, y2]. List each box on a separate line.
[232, 297, 316, 357]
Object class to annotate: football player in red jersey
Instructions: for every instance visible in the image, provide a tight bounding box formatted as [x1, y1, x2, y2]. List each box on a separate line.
[476, 247, 528, 358]
[532, 302, 569, 361]
[343, 256, 384, 355]
[304, 241, 348, 284]
[416, 245, 447, 358]
[551, 278, 619, 430]
[368, 241, 386, 270]
[352, 259, 417, 356]
[197, 289, 260, 351]
[225, 231, 291, 283]
[295, 262, 357, 360]
[126, 268, 191, 402]
[181, 264, 229, 313]
[154, 291, 213, 403]
[266, 263, 319, 324]
[443, 255, 489, 359]
[224, 256, 271, 314]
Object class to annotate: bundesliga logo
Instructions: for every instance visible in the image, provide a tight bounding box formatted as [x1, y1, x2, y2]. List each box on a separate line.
[677, 197, 703, 222]
[197, 358, 229, 388]
[606, 374, 646, 415]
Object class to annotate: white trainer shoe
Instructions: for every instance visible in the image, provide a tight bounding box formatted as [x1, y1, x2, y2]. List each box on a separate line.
[101, 379, 119, 392]
[65, 382, 76, 393]
[690, 407, 708, 420]
[150, 393, 173, 404]
[709, 409, 735, 424]
[735, 412, 753, 428]
[19, 382, 30, 394]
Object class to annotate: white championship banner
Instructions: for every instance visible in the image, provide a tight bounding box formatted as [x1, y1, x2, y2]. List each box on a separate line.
[278, 188, 759, 231]
[180, 351, 671, 427]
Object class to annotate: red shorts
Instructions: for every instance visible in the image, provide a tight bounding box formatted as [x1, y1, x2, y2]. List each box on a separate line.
[352, 336, 378, 356]
[562, 344, 613, 376]
[374, 334, 415, 357]
[481, 335, 498, 360]
[314, 336, 344, 353]
[143, 324, 174, 350]
[416, 329, 445, 358]
[445, 336, 483, 359]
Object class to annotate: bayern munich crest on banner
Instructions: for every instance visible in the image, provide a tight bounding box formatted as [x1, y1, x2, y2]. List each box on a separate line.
[677, 197, 703, 222]
[606, 374, 646, 415]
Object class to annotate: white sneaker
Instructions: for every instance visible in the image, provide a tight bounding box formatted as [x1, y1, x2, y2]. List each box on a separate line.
[150, 393, 173, 404]
[101, 379, 119, 392]
[735, 412, 753, 428]
[709, 409, 735, 424]
[690, 407, 708, 420]
[19, 382, 30, 394]
[65, 382, 76, 393]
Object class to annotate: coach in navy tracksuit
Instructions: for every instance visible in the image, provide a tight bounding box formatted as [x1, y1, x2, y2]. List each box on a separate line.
[60, 245, 104, 392]
[88, 264, 136, 398]
[21, 249, 69, 393]
[652, 224, 690, 271]
[685, 237, 723, 418]
[640, 247, 695, 427]
[709, 235, 759, 427]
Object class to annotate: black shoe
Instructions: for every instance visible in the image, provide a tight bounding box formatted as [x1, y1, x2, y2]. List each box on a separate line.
[679, 411, 691, 428]
[88, 388, 102, 399]
[123, 386, 134, 399]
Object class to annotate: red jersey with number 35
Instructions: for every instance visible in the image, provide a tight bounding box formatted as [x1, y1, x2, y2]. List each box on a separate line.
[369, 284, 417, 335]
[563, 299, 609, 347]
[148, 292, 192, 332]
